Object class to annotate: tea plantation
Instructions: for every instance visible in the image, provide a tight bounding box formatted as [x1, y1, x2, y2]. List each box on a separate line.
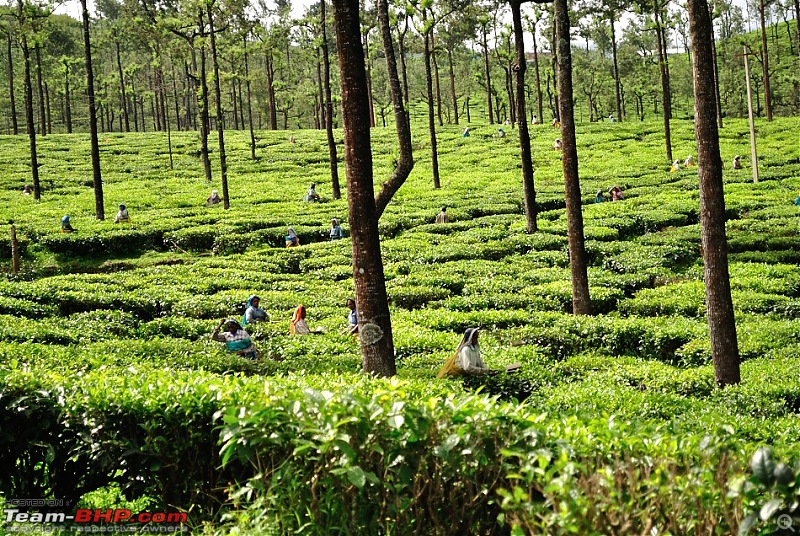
[1, 118, 800, 534]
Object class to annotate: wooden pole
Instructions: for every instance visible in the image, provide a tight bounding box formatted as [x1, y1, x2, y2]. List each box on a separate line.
[743, 46, 759, 183]
[10, 224, 20, 273]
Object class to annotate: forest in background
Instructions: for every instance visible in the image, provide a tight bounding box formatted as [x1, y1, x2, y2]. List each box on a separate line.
[0, 0, 797, 138]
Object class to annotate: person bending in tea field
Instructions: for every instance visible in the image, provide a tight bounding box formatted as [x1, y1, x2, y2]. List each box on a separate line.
[61, 215, 74, 233]
[438, 328, 493, 377]
[436, 207, 449, 224]
[212, 319, 258, 359]
[437, 328, 521, 377]
[345, 298, 358, 335]
[243, 295, 268, 326]
[553, 138, 563, 151]
[290, 304, 311, 335]
[286, 228, 301, 247]
[114, 204, 130, 223]
[594, 190, 605, 203]
[609, 186, 625, 202]
[684, 155, 695, 167]
[733, 155, 743, 170]
[794, 195, 800, 206]
[330, 219, 344, 240]
[304, 183, 321, 202]
[207, 189, 221, 206]
[22, 184, 31, 195]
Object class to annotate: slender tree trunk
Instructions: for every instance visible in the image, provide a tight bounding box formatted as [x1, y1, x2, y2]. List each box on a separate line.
[237, 77, 245, 130]
[687, 0, 740, 386]
[555, 0, 591, 315]
[207, 3, 229, 209]
[332, 0, 396, 377]
[7, 33, 18, 135]
[654, 6, 673, 162]
[423, 20, 440, 189]
[21, 35, 40, 199]
[315, 46, 324, 129]
[446, 48, 459, 125]
[265, 52, 277, 130]
[482, 25, 494, 124]
[531, 19, 543, 123]
[758, 0, 773, 121]
[363, 32, 375, 128]
[44, 81, 50, 134]
[375, 0, 413, 218]
[431, 32, 443, 126]
[35, 46, 45, 136]
[198, 17, 212, 182]
[81, 0, 104, 219]
[709, 5, 723, 128]
[243, 36, 256, 160]
[131, 75, 138, 132]
[511, 0, 537, 233]
[321, 0, 341, 199]
[115, 39, 130, 132]
[64, 62, 72, 133]
[231, 79, 239, 130]
[399, 17, 410, 106]
[610, 18, 622, 122]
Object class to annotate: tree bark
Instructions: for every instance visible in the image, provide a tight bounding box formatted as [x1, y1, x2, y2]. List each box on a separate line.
[20, 34, 40, 199]
[243, 35, 256, 160]
[81, 0, 104, 219]
[34, 46, 45, 136]
[207, 3, 229, 209]
[610, 17, 622, 122]
[687, 0, 740, 386]
[332, 0, 396, 377]
[423, 14, 440, 189]
[265, 51, 278, 130]
[758, 0, 773, 121]
[654, 5, 673, 162]
[709, 4, 723, 128]
[431, 31, 443, 126]
[511, 0, 537, 233]
[321, 0, 341, 199]
[482, 24, 494, 124]
[530, 17, 543, 124]
[115, 38, 130, 132]
[375, 0, 414, 219]
[198, 15, 212, 182]
[44, 80, 50, 134]
[555, 0, 590, 315]
[7, 33, 18, 135]
[63, 60, 72, 133]
[447, 47, 458, 124]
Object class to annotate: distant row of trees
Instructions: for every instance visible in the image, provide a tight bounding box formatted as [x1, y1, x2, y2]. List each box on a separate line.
[0, 0, 797, 140]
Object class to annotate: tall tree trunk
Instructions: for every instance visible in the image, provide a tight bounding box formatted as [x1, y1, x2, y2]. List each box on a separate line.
[237, 77, 245, 130]
[198, 17, 212, 182]
[115, 38, 130, 132]
[64, 61, 72, 133]
[332, 0, 396, 377]
[363, 32, 375, 127]
[35, 46, 45, 136]
[131, 76, 138, 131]
[81, 0, 104, 219]
[20, 35, 40, 199]
[231, 79, 239, 130]
[207, 3, 229, 209]
[482, 25, 494, 124]
[399, 16, 410, 106]
[431, 32, 443, 126]
[375, 0, 413, 218]
[709, 4, 723, 128]
[654, 6, 673, 162]
[530, 19, 543, 123]
[265, 52, 277, 130]
[758, 0, 773, 121]
[446, 47, 459, 125]
[687, 0, 740, 386]
[511, 0, 536, 233]
[555, 0, 591, 315]
[610, 18, 622, 122]
[44, 81, 51, 134]
[7, 33, 18, 135]
[315, 46, 324, 129]
[243, 35, 256, 160]
[423, 20, 441, 189]
[321, 0, 341, 199]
